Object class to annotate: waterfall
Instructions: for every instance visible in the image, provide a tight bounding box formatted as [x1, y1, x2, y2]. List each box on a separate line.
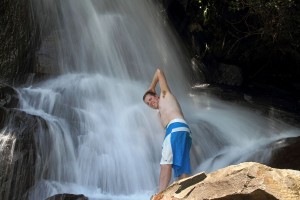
[6, 0, 299, 199]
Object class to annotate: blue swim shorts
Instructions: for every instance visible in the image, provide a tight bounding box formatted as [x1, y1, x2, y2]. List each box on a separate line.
[160, 118, 192, 177]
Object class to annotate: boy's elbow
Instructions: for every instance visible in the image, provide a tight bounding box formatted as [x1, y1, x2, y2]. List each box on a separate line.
[155, 68, 166, 81]
[156, 68, 164, 75]
[155, 68, 161, 77]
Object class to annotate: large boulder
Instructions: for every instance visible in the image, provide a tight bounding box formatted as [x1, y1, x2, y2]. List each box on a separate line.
[0, 107, 47, 200]
[244, 136, 300, 172]
[152, 162, 300, 200]
[268, 136, 300, 171]
[0, 0, 38, 84]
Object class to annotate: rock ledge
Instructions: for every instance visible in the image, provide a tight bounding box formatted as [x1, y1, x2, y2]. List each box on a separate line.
[152, 162, 300, 200]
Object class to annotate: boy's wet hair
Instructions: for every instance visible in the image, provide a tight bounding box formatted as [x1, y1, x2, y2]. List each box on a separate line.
[143, 91, 157, 101]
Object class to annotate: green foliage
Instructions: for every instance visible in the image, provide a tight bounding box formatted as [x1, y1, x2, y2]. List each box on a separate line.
[181, 0, 300, 84]
[186, 0, 300, 65]
[226, 0, 297, 42]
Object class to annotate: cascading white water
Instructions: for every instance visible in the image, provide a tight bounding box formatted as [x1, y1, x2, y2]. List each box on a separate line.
[14, 0, 300, 199]
[19, 74, 162, 199]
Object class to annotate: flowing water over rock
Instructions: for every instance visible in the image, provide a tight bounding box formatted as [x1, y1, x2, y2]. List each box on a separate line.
[1, 0, 300, 199]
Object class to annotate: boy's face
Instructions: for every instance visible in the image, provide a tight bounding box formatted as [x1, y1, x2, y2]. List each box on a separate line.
[144, 94, 159, 109]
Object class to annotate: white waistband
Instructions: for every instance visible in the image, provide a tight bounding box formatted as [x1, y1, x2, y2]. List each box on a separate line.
[170, 127, 191, 134]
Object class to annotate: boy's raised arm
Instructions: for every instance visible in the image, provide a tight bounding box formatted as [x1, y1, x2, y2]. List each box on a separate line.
[148, 68, 170, 95]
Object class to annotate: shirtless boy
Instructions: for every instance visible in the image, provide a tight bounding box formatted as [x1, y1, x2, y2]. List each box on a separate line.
[143, 68, 192, 192]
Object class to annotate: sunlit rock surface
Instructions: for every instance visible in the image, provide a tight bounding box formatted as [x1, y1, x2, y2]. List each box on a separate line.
[152, 162, 300, 200]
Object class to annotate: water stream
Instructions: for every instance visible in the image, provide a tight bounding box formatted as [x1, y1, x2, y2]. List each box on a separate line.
[7, 0, 300, 199]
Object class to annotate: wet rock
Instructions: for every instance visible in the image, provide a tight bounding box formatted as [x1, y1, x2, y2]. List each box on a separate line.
[0, 108, 47, 200]
[151, 162, 300, 200]
[212, 63, 243, 86]
[45, 193, 88, 200]
[160, 0, 188, 33]
[0, 83, 19, 108]
[35, 32, 61, 74]
[190, 57, 207, 83]
[268, 136, 300, 171]
[0, 0, 38, 84]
